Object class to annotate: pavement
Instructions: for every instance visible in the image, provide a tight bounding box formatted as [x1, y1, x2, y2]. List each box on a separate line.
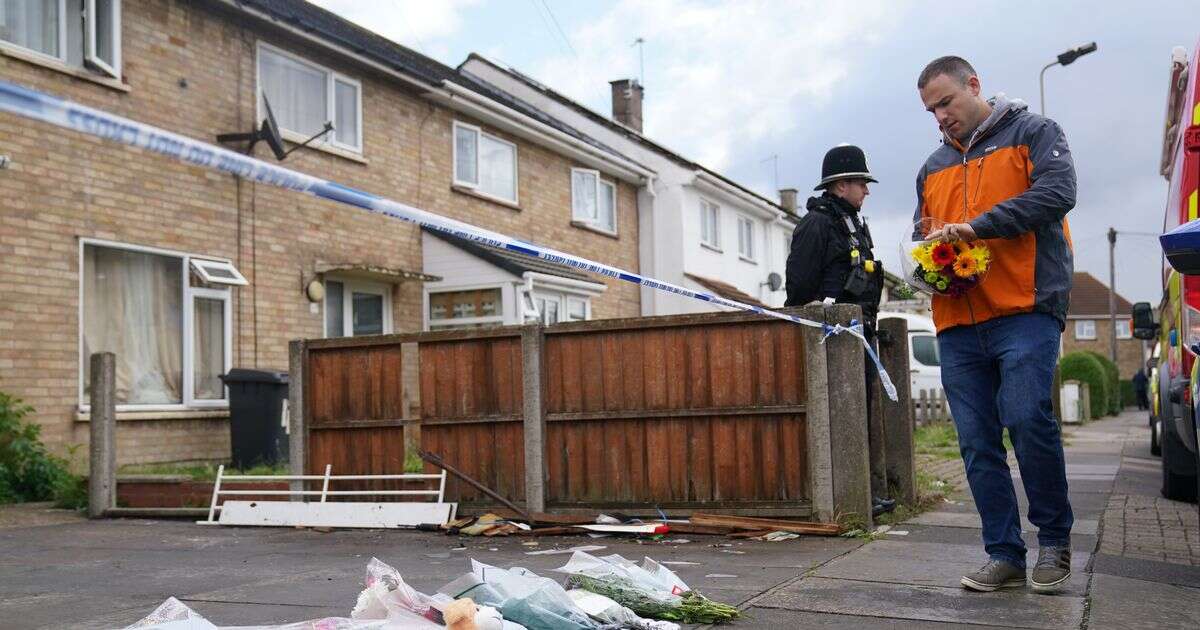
[1, 409, 1197, 629]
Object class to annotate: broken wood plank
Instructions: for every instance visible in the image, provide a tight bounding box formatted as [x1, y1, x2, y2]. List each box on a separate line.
[513, 526, 587, 537]
[690, 513, 842, 535]
[727, 529, 776, 539]
[649, 522, 737, 535]
[486, 509, 594, 525]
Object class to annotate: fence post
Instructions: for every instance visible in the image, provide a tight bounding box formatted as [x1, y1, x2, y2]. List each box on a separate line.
[88, 352, 116, 518]
[800, 304, 834, 523]
[822, 304, 873, 528]
[866, 338, 888, 501]
[288, 340, 307, 500]
[521, 324, 547, 514]
[878, 317, 917, 506]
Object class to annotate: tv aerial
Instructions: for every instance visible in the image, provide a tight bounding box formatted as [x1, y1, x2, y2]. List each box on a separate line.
[216, 95, 332, 160]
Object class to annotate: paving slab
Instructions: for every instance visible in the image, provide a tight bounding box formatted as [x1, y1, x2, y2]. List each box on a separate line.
[1090, 552, 1200, 588]
[891, 523, 1097, 554]
[906, 511, 1098, 536]
[754, 576, 1085, 629]
[735, 607, 1013, 629]
[1086, 573, 1200, 630]
[811, 540, 1089, 595]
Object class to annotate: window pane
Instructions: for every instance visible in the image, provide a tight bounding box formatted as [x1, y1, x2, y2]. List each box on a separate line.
[352, 292, 384, 336]
[194, 297, 225, 400]
[700, 202, 711, 243]
[334, 79, 359, 148]
[539, 298, 559, 325]
[0, 0, 60, 57]
[82, 245, 183, 405]
[479, 134, 516, 201]
[567, 298, 587, 321]
[598, 181, 615, 231]
[325, 280, 345, 338]
[93, 0, 115, 67]
[454, 126, 478, 185]
[572, 170, 597, 221]
[912, 335, 940, 367]
[1116, 320, 1132, 339]
[259, 48, 328, 137]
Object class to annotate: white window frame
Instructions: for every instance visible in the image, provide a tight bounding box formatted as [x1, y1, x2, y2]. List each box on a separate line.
[0, 0, 121, 78]
[570, 167, 617, 234]
[1074, 319, 1097, 341]
[323, 277, 394, 338]
[77, 238, 236, 411]
[423, 283, 506, 331]
[700, 197, 721, 250]
[186, 287, 233, 407]
[84, 0, 120, 78]
[190, 258, 248, 286]
[452, 120, 519, 204]
[256, 41, 363, 153]
[737, 215, 756, 262]
[527, 288, 592, 326]
[1115, 319, 1132, 340]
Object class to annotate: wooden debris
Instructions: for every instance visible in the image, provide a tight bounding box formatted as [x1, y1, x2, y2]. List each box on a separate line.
[726, 529, 775, 539]
[690, 513, 842, 536]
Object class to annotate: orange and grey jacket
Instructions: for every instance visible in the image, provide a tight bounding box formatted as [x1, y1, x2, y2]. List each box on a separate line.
[914, 94, 1076, 333]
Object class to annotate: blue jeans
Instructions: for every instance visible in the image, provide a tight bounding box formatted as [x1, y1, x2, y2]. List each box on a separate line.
[939, 312, 1073, 568]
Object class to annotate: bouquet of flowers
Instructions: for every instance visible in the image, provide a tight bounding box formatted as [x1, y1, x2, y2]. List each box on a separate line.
[904, 237, 991, 297]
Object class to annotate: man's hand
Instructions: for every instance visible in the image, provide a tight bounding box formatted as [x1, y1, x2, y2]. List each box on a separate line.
[928, 222, 977, 243]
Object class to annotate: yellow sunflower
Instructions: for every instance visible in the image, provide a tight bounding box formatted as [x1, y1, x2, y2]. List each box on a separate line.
[969, 245, 991, 273]
[911, 243, 936, 270]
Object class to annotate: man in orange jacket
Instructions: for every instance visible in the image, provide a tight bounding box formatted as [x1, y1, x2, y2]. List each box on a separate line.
[914, 56, 1075, 594]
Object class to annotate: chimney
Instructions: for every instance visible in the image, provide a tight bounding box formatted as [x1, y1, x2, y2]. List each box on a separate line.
[779, 188, 798, 213]
[610, 79, 644, 132]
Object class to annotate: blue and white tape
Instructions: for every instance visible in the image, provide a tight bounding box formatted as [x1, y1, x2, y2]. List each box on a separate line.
[0, 79, 896, 401]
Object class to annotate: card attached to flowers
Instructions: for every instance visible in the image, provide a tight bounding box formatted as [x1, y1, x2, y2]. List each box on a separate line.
[900, 220, 991, 297]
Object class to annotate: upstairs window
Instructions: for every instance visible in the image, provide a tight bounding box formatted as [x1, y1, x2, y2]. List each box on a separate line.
[1074, 319, 1096, 341]
[737, 215, 756, 261]
[571, 168, 616, 233]
[257, 43, 362, 152]
[0, 0, 122, 79]
[700, 198, 720, 249]
[453, 121, 518, 203]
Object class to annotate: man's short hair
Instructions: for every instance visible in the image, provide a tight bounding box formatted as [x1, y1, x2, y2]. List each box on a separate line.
[917, 56, 976, 89]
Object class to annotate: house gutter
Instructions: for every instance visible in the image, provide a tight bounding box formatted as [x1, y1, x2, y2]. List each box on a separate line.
[523, 271, 608, 294]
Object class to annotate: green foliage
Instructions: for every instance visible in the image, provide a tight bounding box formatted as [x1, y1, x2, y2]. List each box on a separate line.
[0, 392, 80, 506]
[1120, 380, 1136, 408]
[403, 450, 425, 474]
[118, 461, 289, 481]
[1059, 352, 1108, 420]
[1084, 351, 1121, 415]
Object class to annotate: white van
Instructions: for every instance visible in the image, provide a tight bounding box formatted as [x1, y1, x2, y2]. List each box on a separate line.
[878, 311, 942, 398]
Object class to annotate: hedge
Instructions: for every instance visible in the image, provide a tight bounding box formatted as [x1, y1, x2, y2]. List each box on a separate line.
[1059, 352, 1108, 420]
[1085, 351, 1121, 415]
[1120, 380, 1136, 408]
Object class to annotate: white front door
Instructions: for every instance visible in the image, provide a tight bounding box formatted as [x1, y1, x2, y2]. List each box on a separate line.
[325, 278, 393, 337]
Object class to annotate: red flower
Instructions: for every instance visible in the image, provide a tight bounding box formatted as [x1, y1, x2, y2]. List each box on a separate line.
[930, 242, 957, 267]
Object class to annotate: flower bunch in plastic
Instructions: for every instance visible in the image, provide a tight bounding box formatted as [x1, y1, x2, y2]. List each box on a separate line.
[902, 220, 990, 297]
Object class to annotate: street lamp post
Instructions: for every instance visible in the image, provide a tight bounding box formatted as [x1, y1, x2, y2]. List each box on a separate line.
[1039, 42, 1098, 115]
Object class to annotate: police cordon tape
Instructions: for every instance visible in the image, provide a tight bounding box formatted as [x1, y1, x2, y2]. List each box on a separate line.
[0, 78, 897, 401]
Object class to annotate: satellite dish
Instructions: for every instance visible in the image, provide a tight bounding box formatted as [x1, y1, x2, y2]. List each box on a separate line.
[259, 96, 287, 160]
[216, 95, 310, 161]
[766, 272, 783, 292]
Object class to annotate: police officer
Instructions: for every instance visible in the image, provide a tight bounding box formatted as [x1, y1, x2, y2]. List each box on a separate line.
[785, 143, 893, 516]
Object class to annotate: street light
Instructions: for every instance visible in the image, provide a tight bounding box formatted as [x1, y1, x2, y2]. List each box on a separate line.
[1039, 42, 1098, 114]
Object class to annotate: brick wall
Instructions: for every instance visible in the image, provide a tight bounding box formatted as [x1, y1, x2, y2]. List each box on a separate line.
[1062, 318, 1148, 379]
[0, 0, 640, 468]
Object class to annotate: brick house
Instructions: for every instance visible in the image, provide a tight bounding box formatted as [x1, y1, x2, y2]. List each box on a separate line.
[1063, 271, 1147, 378]
[0, 0, 652, 466]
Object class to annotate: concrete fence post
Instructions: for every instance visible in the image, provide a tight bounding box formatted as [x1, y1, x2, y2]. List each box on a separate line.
[878, 317, 917, 506]
[800, 304, 835, 523]
[521, 324, 547, 514]
[288, 340, 307, 500]
[823, 304, 873, 528]
[88, 352, 116, 518]
[800, 304, 872, 527]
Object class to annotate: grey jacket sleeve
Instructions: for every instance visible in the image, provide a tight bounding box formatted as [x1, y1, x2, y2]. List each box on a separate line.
[912, 166, 927, 241]
[970, 117, 1077, 239]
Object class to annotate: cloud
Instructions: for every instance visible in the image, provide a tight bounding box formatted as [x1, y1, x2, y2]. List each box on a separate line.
[307, 0, 481, 51]
[525, 0, 903, 172]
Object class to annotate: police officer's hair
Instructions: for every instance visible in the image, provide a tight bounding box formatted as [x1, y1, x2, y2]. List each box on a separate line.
[917, 56, 976, 89]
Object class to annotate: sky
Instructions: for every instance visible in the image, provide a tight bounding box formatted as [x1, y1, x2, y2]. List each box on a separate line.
[310, 0, 1199, 304]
